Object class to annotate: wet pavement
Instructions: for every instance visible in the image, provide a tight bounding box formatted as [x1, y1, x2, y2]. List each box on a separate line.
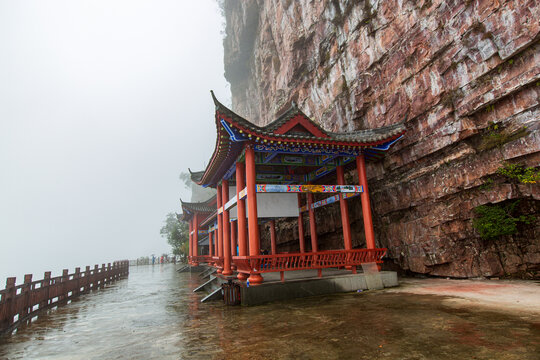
[1, 264, 538, 359]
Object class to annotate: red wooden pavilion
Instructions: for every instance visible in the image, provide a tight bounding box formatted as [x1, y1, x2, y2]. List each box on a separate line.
[181, 92, 405, 285]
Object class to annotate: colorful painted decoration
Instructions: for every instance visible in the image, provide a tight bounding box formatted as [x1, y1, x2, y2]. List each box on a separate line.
[299, 192, 360, 212]
[254, 143, 360, 157]
[256, 184, 363, 193]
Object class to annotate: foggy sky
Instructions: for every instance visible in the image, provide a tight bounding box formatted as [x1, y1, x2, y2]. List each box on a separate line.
[0, 0, 230, 282]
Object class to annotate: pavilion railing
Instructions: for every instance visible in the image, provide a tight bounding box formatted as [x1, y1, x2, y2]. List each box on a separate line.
[189, 255, 213, 264]
[233, 248, 386, 275]
[212, 257, 223, 270]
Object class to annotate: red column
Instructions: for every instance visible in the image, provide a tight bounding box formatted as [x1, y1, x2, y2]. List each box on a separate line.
[222, 180, 232, 276]
[297, 194, 305, 253]
[193, 213, 199, 265]
[245, 146, 263, 285]
[188, 219, 193, 264]
[230, 220, 237, 271]
[236, 162, 248, 256]
[208, 230, 213, 257]
[307, 192, 318, 252]
[216, 186, 223, 273]
[214, 229, 218, 258]
[337, 165, 352, 251]
[356, 153, 376, 249]
[270, 220, 277, 255]
[231, 220, 237, 256]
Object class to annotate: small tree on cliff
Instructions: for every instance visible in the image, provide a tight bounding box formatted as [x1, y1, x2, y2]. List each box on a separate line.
[160, 213, 189, 257]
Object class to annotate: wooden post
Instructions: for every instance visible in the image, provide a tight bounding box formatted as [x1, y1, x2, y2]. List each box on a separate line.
[101, 264, 106, 288]
[307, 192, 318, 252]
[236, 162, 247, 256]
[245, 146, 263, 285]
[188, 219, 193, 263]
[336, 165, 353, 251]
[73, 267, 81, 297]
[193, 213, 199, 265]
[214, 229, 218, 259]
[236, 161, 249, 281]
[20, 274, 32, 322]
[356, 153, 376, 249]
[93, 265, 99, 289]
[222, 180, 233, 276]
[107, 263, 112, 284]
[60, 269, 69, 300]
[297, 194, 305, 253]
[1, 277, 16, 329]
[208, 231, 213, 257]
[216, 185, 223, 274]
[270, 220, 277, 255]
[231, 220, 237, 256]
[40, 272, 51, 309]
[230, 219, 237, 271]
[84, 266, 90, 293]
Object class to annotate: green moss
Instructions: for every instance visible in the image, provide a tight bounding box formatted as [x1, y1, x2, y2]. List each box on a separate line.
[473, 200, 535, 239]
[479, 178, 494, 190]
[497, 162, 540, 184]
[478, 123, 529, 151]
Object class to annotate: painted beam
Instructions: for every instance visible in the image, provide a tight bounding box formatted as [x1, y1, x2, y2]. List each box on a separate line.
[299, 192, 360, 212]
[256, 184, 363, 193]
[254, 143, 360, 157]
[239, 187, 247, 200]
[224, 194, 237, 211]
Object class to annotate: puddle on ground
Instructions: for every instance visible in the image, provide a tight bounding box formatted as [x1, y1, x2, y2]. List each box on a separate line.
[1, 265, 538, 360]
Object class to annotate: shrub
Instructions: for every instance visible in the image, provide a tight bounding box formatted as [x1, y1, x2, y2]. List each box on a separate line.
[497, 163, 540, 184]
[473, 200, 535, 239]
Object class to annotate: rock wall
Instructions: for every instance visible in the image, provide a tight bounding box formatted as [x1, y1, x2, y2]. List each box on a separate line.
[222, 0, 540, 278]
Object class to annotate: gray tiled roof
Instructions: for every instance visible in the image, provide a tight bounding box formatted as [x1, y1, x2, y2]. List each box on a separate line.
[210, 90, 406, 143]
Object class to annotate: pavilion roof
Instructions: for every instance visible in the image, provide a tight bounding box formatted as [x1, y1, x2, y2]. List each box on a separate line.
[194, 91, 406, 187]
[178, 195, 216, 221]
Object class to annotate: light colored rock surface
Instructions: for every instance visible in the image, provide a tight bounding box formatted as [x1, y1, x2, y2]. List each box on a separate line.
[387, 277, 540, 317]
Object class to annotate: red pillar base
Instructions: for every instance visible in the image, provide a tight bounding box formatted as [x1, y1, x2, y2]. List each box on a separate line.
[192, 263, 199, 267]
[217, 269, 223, 274]
[237, 272, 248, 281]
[247, 273, 264, 285]
[222, 269, 233, 276]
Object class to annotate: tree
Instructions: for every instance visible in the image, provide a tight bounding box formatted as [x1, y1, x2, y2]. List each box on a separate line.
[160, 213, 189, 257]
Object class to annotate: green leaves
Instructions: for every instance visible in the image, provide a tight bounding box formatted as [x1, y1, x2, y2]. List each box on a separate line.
[473, 200, 535, 239]
[160, 212, 189, 256]
[497, 163, 540, 184]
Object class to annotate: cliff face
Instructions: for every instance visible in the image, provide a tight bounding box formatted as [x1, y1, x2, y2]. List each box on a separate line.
[222, 0, 540, 278]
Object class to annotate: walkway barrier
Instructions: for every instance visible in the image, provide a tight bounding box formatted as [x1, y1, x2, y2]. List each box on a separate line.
[0, 260, 129, 335]
[189, 255, 213, 265]
[233, 248, 386, 278]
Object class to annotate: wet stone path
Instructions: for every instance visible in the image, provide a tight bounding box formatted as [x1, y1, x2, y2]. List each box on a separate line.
[0, 264, 538, 359]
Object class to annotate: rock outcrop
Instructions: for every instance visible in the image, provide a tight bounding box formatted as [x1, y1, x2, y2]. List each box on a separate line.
[221, 0, 540, 278]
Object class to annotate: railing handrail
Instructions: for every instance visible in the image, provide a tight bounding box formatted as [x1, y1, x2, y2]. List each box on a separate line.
[0, 260, 130, 335]
[0, 261, 130, 296]
[233, 248, 387, 261]
[232, 249, 386, 274]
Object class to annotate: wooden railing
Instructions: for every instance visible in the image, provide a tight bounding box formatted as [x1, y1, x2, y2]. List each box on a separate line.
[0, 260, 129, 335]
[189, 255, 214, 264]
[233, 249, 386, 275]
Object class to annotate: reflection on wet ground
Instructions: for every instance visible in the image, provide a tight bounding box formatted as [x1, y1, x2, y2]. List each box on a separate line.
[1, 264, 538, 359]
